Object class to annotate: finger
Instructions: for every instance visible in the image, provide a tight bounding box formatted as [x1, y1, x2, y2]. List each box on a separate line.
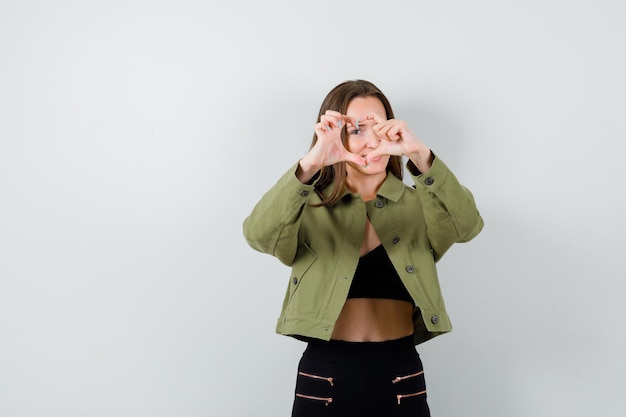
[342, 150, 367, 167]
[324, 110, 346, 129]
[320, 114, 344, 130]
[372, 121, 394, 140]
[314, 121, 336, 135]
[324, 110, 342, 118]
[385, 124, 402, 140]
[340, 114, 358, 128]
[375, 120, 403, 140]
[365, 147, 386, 163]
[361, 112, 386, 125]
[314, 121, 330, 134]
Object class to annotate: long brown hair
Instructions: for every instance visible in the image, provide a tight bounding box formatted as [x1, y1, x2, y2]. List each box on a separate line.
[311, 80, 403, 206]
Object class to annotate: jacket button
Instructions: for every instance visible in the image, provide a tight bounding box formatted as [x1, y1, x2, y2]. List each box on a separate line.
[300, 190, 309, 197]
[375, 199, 384, 208]
[405, 265, 415, 273]
[424, 178, 434, 186]
[292, 277, 298, 285]
[431, 315, 439, 324]
[392, 236, 400, 244]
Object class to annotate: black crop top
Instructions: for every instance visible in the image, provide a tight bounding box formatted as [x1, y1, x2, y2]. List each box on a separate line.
[346, 244, 414, 304]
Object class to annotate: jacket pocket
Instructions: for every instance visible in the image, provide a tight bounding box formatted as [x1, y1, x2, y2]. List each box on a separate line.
[288, 242, 317, 299]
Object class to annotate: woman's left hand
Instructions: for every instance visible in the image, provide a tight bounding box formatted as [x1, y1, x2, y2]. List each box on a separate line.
[362, 114, 433, 172]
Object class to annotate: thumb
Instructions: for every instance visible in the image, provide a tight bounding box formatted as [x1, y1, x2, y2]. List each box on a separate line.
[365, 147, 387, 164]
[343, 150, 367, 167]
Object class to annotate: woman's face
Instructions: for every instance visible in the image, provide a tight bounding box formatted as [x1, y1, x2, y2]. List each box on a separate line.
[344, 96, 390, 176]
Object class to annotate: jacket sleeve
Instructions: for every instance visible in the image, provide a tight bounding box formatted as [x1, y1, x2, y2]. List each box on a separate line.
[407, 155, 484, 262]
[242, 162, 317, 266]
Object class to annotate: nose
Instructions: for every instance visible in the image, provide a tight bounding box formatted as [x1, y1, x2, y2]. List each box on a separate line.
[363, 129, 379, 148]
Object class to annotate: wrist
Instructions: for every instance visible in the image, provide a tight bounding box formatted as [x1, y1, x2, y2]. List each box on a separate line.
[296, 156, 322, 184]
[408, 149, 434, 173]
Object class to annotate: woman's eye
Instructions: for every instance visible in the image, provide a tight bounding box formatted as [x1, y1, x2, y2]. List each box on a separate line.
[350, 128, 362, 135]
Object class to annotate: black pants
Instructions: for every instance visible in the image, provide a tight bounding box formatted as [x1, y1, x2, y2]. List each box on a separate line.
[291, 336, 431, 417]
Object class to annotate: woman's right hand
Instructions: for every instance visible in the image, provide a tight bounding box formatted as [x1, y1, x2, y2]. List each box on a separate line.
[296, 111, 366, 183]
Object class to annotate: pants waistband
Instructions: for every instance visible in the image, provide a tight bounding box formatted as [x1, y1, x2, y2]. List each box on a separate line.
[304, 335, 416, 362]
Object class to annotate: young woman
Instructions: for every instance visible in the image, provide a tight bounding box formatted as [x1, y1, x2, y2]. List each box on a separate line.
[243, 80, 483, 417]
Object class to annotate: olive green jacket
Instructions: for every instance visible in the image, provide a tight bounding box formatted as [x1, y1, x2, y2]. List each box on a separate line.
[243, 156, 483, 345]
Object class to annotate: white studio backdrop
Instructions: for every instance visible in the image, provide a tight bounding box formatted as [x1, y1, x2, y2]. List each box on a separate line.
[1, 0, 625, 416]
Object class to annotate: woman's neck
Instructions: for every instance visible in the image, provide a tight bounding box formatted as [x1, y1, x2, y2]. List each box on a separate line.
[345, 170, 387, 202]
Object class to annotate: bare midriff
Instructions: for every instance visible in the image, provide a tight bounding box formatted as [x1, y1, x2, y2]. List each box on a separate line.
[330, 213, 415, 342]
[330, 298, 415, 342]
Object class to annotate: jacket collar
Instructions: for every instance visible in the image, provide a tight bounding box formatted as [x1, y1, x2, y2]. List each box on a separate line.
[338, 173, 405, 203]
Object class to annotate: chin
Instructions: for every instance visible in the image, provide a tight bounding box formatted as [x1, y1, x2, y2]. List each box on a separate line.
[360, 164, 387, 176]
[347, 157, 389, 176]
